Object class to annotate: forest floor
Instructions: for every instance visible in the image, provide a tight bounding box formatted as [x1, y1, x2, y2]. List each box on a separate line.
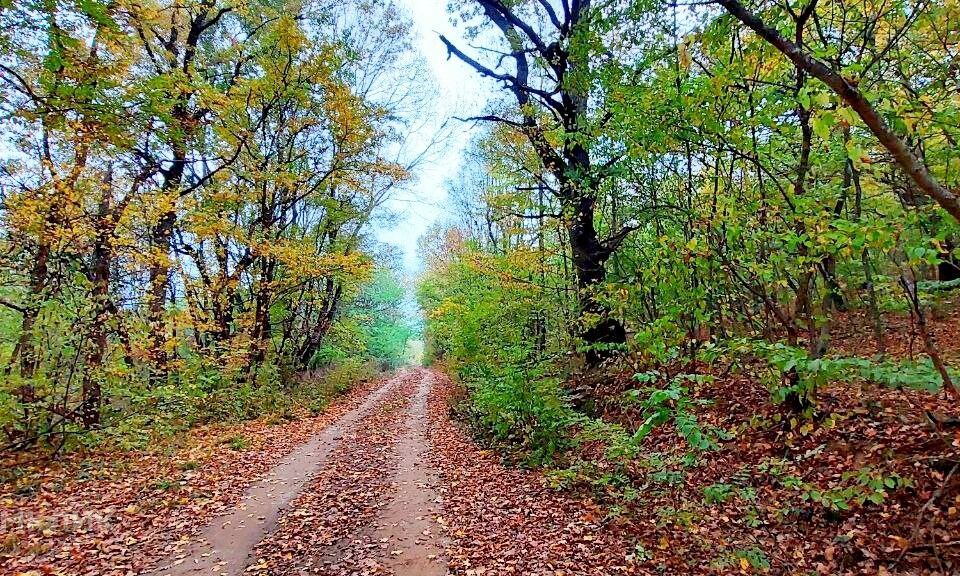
[3, 333, 960, 575]
[2, 368, 630, 576]
[571, 306, 960, 576]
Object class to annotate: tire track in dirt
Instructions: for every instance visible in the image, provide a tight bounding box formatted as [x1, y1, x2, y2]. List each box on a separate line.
[152, 374, 401, 576]
[2, 378, 390, 576]
[246, 373, 415, 574]
[243, 368, 449, 576]
[369, 369, 447, 575]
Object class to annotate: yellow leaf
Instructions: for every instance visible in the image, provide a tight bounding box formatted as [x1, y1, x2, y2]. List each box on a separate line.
[679, 42, 692, 72]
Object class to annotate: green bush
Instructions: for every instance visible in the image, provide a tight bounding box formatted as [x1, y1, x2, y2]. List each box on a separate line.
[727, 339, 952, 413]
[467, 365, 577, 464]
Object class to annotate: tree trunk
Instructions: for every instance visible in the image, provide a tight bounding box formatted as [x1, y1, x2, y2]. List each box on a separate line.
[246, 258, 276, 381]
[14, 244, 47, 380]
[297, 279, 341, 367]
[79, 187, 119, 429]
[850, 145, 886, 356]
[565, 194, 626, 366]
[147, 208, 177, 385]
[80, 239, 109, 429]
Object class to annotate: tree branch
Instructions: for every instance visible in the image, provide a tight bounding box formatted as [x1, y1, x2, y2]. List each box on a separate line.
[714, 0, 960, 222]
[477, 0, 550, 55]
[439, 35, 563, 111]
[0, 299, 26, 314]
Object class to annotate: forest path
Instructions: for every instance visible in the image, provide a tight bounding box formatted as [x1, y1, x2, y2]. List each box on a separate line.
[153, 374, 400, 575]
[152, 368, 448, 576]
[370, 370, 447, 576]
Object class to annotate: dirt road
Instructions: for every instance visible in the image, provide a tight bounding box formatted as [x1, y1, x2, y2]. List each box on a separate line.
[142, 366, 626, 576]
[153, 369, 447, 576]
[4, 368, 626, 576]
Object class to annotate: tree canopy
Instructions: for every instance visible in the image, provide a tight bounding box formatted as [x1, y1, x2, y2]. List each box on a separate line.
[0, 0, 419, 446]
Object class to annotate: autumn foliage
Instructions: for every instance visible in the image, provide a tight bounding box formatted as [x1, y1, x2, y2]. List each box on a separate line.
[0, 0, 415, 450]
[419, 0, 960, 572]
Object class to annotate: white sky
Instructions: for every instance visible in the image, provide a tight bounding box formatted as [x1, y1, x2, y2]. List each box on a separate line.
[373, 0, 490, 274]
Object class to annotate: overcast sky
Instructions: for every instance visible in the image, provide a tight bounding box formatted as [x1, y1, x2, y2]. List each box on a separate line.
[373, 0, 489, 275]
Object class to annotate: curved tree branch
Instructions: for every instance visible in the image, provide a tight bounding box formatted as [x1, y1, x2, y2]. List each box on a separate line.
[715, 0, 960, 222]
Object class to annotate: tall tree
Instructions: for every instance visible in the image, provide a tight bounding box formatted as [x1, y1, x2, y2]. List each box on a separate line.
[713, 0, 960, 221]
[442, 0, 633, 365]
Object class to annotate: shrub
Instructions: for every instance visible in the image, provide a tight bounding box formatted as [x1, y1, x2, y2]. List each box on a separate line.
[467, 364, 577, 465]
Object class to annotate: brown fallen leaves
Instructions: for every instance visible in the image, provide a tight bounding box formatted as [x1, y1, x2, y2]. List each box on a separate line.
[430, 362, 959, 575]
[425, 374, 636, 576]
[4, 356, 959, 576]
[0, 378, 384, 576]
[248, 373, 418, 575]
[577, 346, 960, 572]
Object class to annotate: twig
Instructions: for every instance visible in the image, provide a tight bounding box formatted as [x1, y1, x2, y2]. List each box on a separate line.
[899, 270, 960, 401]
[896, 461, 959, 565]
[929, 518, 946, 573]
[908, 540, 960, 551]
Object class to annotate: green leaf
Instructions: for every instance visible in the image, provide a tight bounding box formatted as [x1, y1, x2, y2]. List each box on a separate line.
[812, 111, 835, 140]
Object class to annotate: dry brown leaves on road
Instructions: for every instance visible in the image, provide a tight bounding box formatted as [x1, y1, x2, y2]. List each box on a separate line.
[248, 373, 418, 575]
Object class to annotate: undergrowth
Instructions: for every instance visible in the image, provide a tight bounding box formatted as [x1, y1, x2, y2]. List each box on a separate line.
[445, 339, 941, 515]
[4, 358, 379, 457]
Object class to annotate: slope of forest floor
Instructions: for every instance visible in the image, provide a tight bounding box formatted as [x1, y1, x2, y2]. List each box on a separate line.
[426, 376, 635, 574]
[556, 309, 960, 575]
